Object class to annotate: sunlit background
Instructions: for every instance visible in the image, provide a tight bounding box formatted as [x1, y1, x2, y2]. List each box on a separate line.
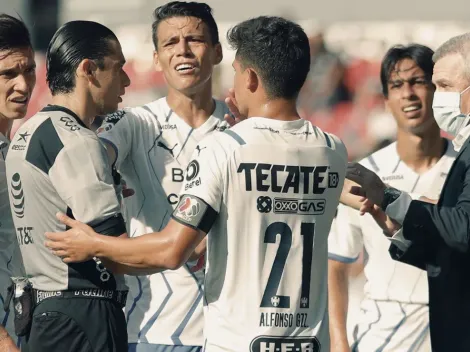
[4, 0, 470, 341]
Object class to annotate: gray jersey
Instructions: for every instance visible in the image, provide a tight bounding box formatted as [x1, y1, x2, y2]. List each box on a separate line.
[6, 105, 127, 291]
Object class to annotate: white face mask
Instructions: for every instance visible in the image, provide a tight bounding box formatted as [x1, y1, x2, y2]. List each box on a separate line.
[432, 85, 470, 136]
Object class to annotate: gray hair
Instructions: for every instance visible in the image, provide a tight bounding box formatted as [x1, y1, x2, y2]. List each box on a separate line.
[433, 33, 470, 78]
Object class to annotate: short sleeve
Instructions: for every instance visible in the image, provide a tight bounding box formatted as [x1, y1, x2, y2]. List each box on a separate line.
[171, 136, 226, 233]
[328, 204, 363, 263]
[329, 133, 348, 163]
[48, 135, 126, 236]
[97, 110, 133, 167]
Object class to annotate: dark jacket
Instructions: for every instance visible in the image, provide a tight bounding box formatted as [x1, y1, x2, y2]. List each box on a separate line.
[390, 137, 470, 351]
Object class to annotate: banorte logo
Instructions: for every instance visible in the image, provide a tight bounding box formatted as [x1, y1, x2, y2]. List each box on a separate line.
[11, 173, 25, 218]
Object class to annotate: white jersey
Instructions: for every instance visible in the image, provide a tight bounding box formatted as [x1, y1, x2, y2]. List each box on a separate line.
[98, 98, 230, 346]
[0, 133, 24, 346]
[328, 140, 456, 351]
[172, 118, 347, 352]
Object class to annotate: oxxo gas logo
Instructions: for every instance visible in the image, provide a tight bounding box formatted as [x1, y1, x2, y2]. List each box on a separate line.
[256, 196, 326, 215]
[11, 173, 25, 218]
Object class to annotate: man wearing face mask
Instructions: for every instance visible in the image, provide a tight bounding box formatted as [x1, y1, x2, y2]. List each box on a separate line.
[342, 32, 470, 351]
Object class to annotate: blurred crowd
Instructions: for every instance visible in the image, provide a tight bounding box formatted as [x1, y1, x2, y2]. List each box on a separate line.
[10, 26, 403, 160]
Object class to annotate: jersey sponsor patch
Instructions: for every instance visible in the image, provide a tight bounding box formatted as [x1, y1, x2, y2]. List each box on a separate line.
[104, 110, 125, 125]
[250, 335, 321, 352]
[172, 194, 217, 233]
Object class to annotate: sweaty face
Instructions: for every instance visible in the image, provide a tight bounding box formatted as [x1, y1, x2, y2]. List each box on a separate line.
[91, 39, 130, 115]
[385, 58, 435, 134]
[154, 16, 221, 94]
[0, 47, 36, 121]
[432, 53, 470, 114]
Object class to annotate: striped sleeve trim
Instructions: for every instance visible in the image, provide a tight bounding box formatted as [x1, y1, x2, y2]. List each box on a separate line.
[328, 253, 359, 263]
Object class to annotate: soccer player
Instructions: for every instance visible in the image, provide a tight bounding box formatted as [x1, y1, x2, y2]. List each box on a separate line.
[6, 21, 130, 352]
[0, 14, 35, 352]
[46, 16, 348, 352]
[328, 44, 456, 352]
[96, 2, 229, 351]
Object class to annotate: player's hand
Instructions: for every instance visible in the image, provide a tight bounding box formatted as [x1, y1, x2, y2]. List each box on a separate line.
[121, 178, 135, 198]
[189, 254, 205, 273]
[224, 88, 246, 127]
[339, 178, 367, 211]
[419, 196, 438, 204]
[45, 213, 98, 263]
[0, 332, 19, 352]
[369, 205, 402, 237]
[346, 162, 386, 207]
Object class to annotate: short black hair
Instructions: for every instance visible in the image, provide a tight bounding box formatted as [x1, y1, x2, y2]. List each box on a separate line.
[227, 16, 310, 100]
[152, 1, 219, 49]
[46, 20, 118, 96]
[380, 44, 434, 98]
[0, 14, 32, 53]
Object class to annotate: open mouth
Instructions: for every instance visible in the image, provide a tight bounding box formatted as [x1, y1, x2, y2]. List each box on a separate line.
[11, 97, 28, 104]
[175, 63, 196, 73]
[402, 104, 422, 113]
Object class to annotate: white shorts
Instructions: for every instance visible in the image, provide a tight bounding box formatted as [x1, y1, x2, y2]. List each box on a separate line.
[350, 299, 430, 352]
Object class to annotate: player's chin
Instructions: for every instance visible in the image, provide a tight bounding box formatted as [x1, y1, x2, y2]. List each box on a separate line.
[405, 118, 433, 134]
[7, 106, 28, 120]
[102, 103, 120, 116]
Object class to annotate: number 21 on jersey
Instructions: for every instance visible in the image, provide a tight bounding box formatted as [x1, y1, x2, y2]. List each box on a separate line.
[261, 222, 315, 309]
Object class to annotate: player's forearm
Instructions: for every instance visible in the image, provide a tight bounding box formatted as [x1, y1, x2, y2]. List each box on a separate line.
[93, 232, 178, 272]
[101, 258, 164, 276]
[328, 261, 351, 351]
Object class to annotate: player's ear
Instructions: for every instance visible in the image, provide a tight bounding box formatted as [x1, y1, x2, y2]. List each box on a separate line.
[77, 59, 98, 83]
[153, 51, 162, 72]
[246, 68, 258, 93]
[213, 43, 223, 65]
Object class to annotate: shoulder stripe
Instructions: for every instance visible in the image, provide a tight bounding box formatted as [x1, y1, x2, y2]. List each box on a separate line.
[323, 132, 332, 148]
[25, 118, 64, 174]
[392, 159, 401, 173]
[367, 155, 380, 172]
[224, 130, 246, 145]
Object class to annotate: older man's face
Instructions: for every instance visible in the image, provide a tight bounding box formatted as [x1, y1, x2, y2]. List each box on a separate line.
[433, 53, 470, 114]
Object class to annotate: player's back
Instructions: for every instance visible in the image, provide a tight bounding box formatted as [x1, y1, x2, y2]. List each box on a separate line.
[200, 118, 347, 351]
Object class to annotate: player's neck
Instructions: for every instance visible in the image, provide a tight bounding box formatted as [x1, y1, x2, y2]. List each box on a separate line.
[0, 116, 12, 138]
[396, 127, 446, 174]
[51, 93, 97, 129]
[166, 84, 215, 128]
[248, 99, 300, 121]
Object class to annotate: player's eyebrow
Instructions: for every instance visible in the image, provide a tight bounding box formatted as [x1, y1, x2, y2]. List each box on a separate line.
[0, 61, 36, 75]
[433, 78, 452, 86]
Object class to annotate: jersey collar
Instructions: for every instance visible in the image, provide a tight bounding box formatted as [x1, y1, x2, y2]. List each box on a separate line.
[41, 105, 89, 129]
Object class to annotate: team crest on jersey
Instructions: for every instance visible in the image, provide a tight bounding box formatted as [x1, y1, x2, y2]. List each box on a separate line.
[96, 123, 114, 134]
[104, 110, 125, 125]
[214, 125, 228, 132]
